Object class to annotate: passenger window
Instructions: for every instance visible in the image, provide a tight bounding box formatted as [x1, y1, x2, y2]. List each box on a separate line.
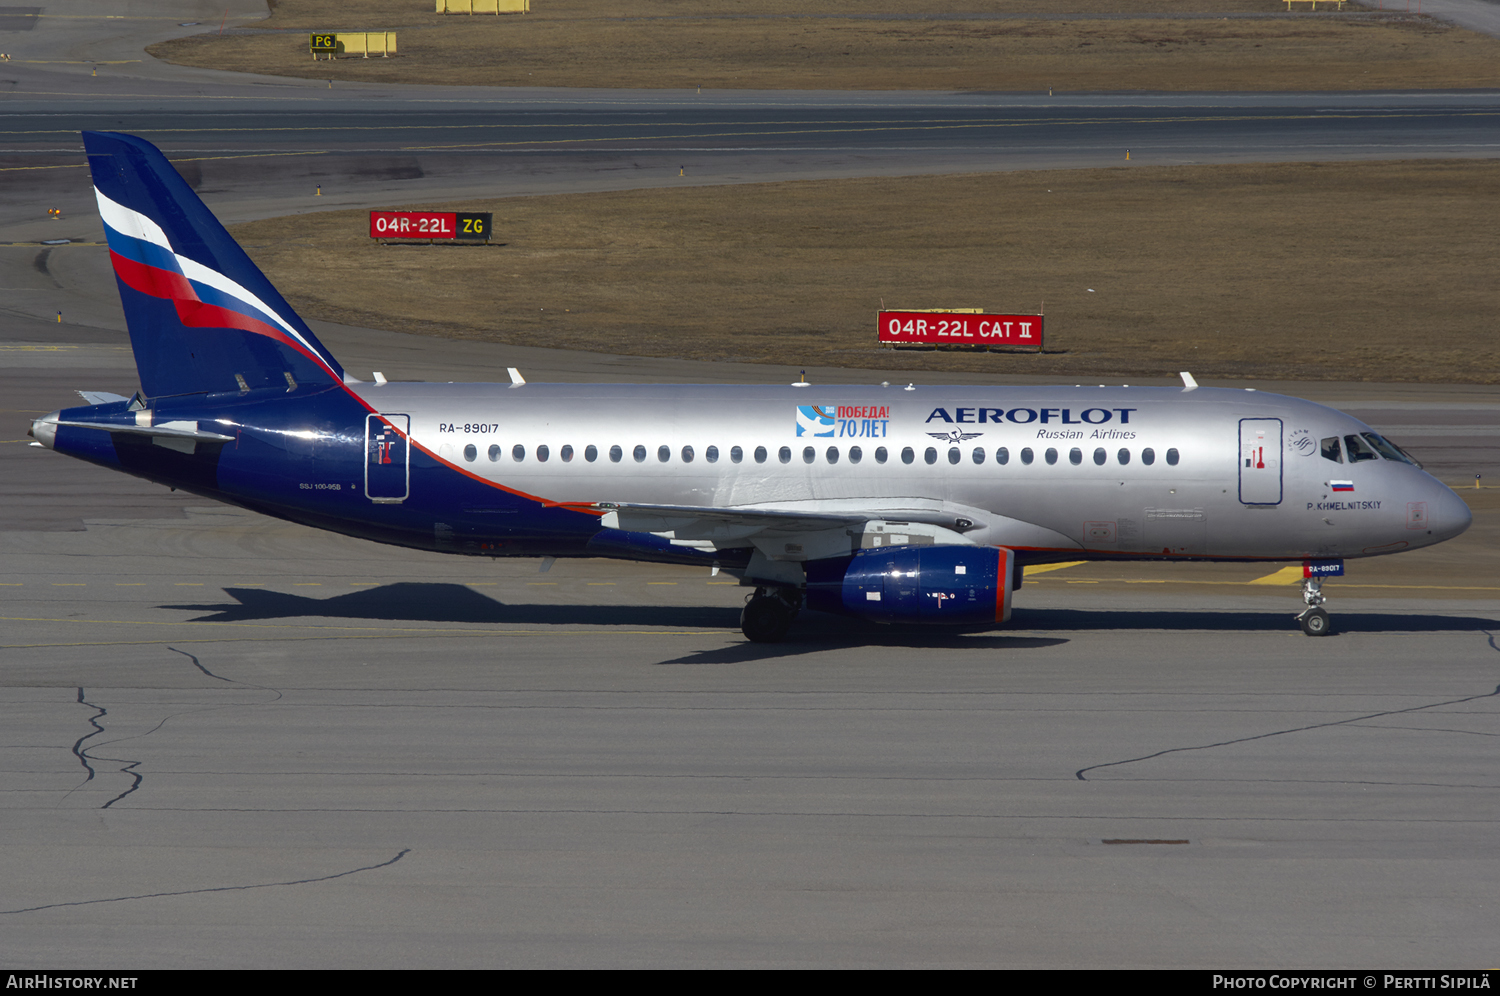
[1045, 448, 1058, 465]
[901, 447, 915, 465]
[874, 446, 888, 464]
[825, 446, 839, 464]
[754, 446, 767, 464]
[512, 444, 526, 462]
[463, 443, 477, 462]
[1020, 447, 1033, 465]
[924, 447, 938, 465]
[729, 445, 742, 463]
[488, 444, 502, 462]
[778, 446, 792, 464]
[536, 444, 550, 463]
[1116, 448, 1130, 465]
[1141, 447, 1155, 466]
[658, 445, 671, 463]
[1068, 447, 1082, 466]
[1093, 447, 1106, 466]
[1166, 448, 1180, 466]
[947, 447, 960, 465]
[705, 445, 718, 463]
[1320, 436, 1342, 463]
[802, 446, 815, 464]
[996, 446, 1009, 465]
[849, 446, 863, 464]
[633, 445, 647, 463]
[609, 444, 622, 463]
[972, 447, 985, 465]
[681, 445, 693, 463]
[560, 444, 573, 463]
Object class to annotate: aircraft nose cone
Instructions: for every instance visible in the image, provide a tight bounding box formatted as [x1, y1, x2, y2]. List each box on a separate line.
[1429, 481, 1473, 543]
[29, 411, 59, 450]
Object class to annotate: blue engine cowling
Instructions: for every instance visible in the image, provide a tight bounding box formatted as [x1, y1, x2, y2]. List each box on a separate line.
[805, 545, 1015, 625]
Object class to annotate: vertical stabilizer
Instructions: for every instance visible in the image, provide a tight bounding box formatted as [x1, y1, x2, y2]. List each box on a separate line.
[84, 131, 345, 398]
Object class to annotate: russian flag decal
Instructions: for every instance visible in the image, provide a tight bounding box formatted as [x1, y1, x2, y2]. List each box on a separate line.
[1330, 480, 1354, 492]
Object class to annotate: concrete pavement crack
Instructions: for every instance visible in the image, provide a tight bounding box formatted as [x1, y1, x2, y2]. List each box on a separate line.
[0, 849, 411, 915]
[1075, 682, 1500, 781]
[63, 686, 102, 796]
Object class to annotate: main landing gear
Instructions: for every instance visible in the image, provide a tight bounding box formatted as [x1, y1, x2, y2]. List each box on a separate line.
[741, 586, 801, 643]
[1296, 577, 1332, 637]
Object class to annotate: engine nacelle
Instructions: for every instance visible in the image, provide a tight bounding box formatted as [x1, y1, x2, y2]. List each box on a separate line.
[805, 545, 1015, 626]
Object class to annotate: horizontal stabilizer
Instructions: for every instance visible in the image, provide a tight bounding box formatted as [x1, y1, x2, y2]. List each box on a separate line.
[76, 391, 129, 405]
[53, 418, 235, 442]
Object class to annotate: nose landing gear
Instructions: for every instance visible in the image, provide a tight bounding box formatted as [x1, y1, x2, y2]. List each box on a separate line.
[741, 586, 801, 643]
[1296, 577, 1332, 636]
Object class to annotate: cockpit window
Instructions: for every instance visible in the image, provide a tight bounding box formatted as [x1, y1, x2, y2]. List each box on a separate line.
[1389, 439, 1422, 469]
[1320, 436, 1342, 463]
[1343, 434, 1378, 462]
[1362, 432, 1417, 466]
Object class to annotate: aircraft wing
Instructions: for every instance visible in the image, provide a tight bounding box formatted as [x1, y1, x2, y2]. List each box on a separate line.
[587, 500, 1080, 565]
[593, 501, 868, 543]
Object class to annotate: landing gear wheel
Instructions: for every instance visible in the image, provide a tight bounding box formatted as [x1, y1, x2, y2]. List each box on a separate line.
[1298, 607, 1331, 637]
[741, 588, 799, 643]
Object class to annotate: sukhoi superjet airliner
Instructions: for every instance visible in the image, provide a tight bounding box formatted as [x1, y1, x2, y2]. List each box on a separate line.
[29, 133, 1472, 641]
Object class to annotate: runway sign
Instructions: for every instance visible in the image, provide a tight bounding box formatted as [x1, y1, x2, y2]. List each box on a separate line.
[369, 211, 493, 242]
[878, 310, 1043, 350]
[310, 33, 398, 59]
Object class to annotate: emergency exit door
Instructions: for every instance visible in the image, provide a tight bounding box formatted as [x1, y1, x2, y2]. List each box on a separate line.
[365, 413, 410, 503]
[1238, 417, 1282, 505]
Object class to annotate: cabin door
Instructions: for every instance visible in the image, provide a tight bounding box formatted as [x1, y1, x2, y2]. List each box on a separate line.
[365, 413, 410, 503]
[1238, 417, 1283, 506]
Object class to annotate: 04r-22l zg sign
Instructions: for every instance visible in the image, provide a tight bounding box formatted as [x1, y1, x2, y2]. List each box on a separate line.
[369, 211, 493, 242]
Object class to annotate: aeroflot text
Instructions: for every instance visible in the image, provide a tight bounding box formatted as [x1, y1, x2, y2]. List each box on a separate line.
[6, 979, 138, 990]
[926, 407, 1137, 425]
[1212, 978, 1491, 990]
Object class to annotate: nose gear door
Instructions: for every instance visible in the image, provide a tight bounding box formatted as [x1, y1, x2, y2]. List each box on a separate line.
[1238, 417, 1283, 505]
[365, 413, 410, 503]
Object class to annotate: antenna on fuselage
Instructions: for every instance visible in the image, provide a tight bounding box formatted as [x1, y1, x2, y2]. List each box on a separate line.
[1179, 371, 1199, 391]
[508, 367, 526, 388]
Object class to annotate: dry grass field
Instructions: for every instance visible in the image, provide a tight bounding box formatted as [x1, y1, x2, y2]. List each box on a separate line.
[228, 159, 1500, 384]
[148, 0, 1500, 91]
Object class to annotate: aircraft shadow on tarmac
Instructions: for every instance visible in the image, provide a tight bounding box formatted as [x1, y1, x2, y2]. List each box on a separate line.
[655, 608, 1500, 665]
[1011, 607, 1500, 635]
[170, 582, 743, 629]
[161, 583, 1497, 657]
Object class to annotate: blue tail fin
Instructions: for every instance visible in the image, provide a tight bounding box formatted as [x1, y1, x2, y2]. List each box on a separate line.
[84, 132, 346, 398]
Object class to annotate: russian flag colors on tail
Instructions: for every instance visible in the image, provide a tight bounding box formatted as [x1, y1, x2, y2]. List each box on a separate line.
[84, 131, 345, 398]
